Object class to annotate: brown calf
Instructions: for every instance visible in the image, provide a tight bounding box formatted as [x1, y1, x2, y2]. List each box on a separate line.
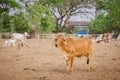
[55, 34, 93, 72]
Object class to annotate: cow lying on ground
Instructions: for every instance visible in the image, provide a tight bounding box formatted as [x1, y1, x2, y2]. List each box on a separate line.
[93, 33, 112, 43]
[102, 33, 111, 43]
[54, 34, 93, 72]
[94, 34, 103, 43]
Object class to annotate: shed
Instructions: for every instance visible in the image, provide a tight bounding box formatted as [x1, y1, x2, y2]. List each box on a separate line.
[68, 21, 90, 34]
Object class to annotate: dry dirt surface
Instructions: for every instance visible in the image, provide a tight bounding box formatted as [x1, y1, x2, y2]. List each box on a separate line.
[0, 39, 120, 80]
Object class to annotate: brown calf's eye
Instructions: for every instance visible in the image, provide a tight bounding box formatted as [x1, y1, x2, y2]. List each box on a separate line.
[54, 39, 57, 41]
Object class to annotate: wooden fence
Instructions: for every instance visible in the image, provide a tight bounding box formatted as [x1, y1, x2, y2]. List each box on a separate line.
[38, 34, 98, 39]
[0, 33, 99, 39]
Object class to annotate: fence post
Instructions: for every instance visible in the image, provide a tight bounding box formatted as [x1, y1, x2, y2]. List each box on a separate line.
[37, 34, 39, 39]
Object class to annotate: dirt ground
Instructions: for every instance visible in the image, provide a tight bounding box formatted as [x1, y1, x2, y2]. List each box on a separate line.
[0, 39, 120, 80]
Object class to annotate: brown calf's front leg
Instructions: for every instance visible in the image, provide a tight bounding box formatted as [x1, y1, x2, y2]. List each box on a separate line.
[70, 54, 74, 72]
[66, 57, 70, 72]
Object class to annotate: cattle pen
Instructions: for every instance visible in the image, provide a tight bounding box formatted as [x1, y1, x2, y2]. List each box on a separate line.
[0, 33, 120, 80]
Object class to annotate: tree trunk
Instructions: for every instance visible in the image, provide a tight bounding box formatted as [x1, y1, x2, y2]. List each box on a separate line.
[63, 14, 70, 27]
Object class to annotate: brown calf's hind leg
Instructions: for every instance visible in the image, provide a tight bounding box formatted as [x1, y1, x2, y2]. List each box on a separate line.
[87, 53, 92, 71]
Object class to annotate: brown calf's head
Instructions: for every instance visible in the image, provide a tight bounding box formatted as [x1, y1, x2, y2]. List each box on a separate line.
[54, 34, 65, 47]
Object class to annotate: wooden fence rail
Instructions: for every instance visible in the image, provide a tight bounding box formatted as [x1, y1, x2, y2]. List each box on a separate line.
[0, 33, 100, 39]
[38, 34, 98, 39]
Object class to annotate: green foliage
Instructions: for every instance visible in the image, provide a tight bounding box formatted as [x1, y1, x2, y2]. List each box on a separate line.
[0, 0, 20, 16]
[41, 0, 66, 5]
[0, 0, 21, 32]
[1, 13, 10, 32]
[96, 0, 120, 33]
[12, 12, 30, 33]
[96, 0, 106, 10]
[1, 0, 120, 34]
[105, 0, 120, 32]
[49, 0, 89, 33]
[53, 26, 73, 34]
[89, 13, 108, 34]
[26, 2, 56, 34]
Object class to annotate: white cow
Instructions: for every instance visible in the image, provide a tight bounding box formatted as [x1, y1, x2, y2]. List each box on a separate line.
[11, 32, 28, 43]
[94, 34, 103, 43]
[4, 40, 11, 47]
[11, 32, 29, 54]
[3, 39, 16, 47]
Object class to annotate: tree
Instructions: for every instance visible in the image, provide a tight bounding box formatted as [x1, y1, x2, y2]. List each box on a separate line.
[41, 0, 95, 32]
[106, 0, 120, 33]
[96, 0, 120, 33]
[0, 0, 20, 16]
[0, 0, 20, 32]
[89, 13, 108, 34]
[53, 0, 95, 32]
[26, 2, 55, 37]
[12, 12, 30, 33]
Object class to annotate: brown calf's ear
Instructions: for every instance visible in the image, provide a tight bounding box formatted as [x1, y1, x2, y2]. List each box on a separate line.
[62, 39, 67, 45]
[62, 39, 65, 42]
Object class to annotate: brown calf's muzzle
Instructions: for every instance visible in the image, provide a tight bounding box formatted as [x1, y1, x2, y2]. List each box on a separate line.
[54, 39, 58, 47]
[55, 44, 58, 47]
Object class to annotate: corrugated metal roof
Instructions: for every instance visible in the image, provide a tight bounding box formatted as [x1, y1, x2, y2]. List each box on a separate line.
[68, 21, 90, 26]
